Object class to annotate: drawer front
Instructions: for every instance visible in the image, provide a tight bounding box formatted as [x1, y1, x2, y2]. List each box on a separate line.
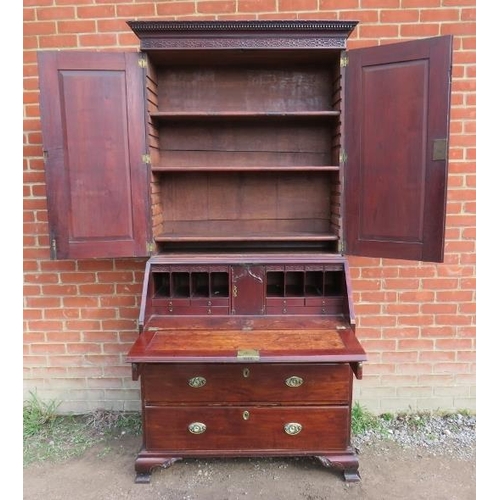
[151, 297, 191, 307]
[141, 363, 351, 404]
[144, 405, 349, 452]
[152, 305, 230, 315]
[190, 298, 230, 307]
[152, 298, 229, 307]
[165, 306, 230, 315]
[304, 297, 344, 307]
[265, 298, 305, 307]
[265, 306, 338, 315]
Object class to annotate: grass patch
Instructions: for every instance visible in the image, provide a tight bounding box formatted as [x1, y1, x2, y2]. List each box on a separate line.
[23, 392, 142, 467]
[351, 401, 385, 435]
[23, 391, 60, 438]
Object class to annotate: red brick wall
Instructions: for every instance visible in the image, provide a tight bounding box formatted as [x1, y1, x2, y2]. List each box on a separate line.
[23, 0, 476, 414]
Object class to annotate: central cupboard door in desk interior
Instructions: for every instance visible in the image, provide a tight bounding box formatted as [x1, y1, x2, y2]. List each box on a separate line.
[146, 56, 343, 248]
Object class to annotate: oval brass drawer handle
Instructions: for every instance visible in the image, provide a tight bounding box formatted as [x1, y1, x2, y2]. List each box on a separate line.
[284, 422, 302, 436]
[188, 422, 206, 434]
[285, 376, 303, 388]
[188, 376, 206, 388]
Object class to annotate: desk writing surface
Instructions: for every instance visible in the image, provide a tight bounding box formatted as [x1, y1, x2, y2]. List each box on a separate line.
[127, 327, 366, 363]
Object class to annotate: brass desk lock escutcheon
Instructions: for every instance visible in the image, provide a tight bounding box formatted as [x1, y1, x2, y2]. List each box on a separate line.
[188, 422, 206, 435]
[284, 422, 302, 435]
[188, 376, 206, 388]
[285, 376, 303, 388]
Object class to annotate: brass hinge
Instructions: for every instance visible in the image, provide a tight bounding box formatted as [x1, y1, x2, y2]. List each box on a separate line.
[138, 55, 147, 68]
[339, 149, 347, 165]
[339, 240, 345, 254]
[146, 241, 155, 253]
[50, 238, 57, 259]
[142, 154, 151, 164]
[340, 53, 349, 68]
[432, 138, 448, 161]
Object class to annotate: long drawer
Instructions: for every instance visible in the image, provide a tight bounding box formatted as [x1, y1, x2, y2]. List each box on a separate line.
[141, 363, 351, 404]
[144, 405, 350, 452]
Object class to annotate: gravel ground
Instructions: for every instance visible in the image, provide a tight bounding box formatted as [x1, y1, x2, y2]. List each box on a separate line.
[352, 412, 476, 460]
[24, 412, 477, 500]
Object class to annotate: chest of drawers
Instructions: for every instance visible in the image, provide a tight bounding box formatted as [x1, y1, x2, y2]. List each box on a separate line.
[127, 255, 366, 483]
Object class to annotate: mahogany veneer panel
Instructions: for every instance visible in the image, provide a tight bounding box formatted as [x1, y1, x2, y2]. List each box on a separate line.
[37, 52, 150, 259]
[344, 36, 452, 262]
[127, 327, 366, 363]
[144, 406, 350, 452]
[149, 328, 344, 351]
[142, 363, 351, 404]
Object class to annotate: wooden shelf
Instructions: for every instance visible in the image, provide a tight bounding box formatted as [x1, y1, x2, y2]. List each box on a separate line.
[151, 165, 340, 172]
[155, 221, 339, 242]
[152, 150, 334, 169]
[156, 234, 339, 242]
[150, 111, 340, 122]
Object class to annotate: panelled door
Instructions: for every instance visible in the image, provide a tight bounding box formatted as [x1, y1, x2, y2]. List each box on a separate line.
[344, 35, 453, 263]
[231, 266, 265, 315]
[38, 51, 150, 259]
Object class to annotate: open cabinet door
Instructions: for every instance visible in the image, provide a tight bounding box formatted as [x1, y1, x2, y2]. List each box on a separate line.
[344, 36, 452, 263]
[38, 52, 150, 259]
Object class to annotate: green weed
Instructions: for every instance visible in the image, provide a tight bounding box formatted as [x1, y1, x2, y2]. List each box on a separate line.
[23, 391, 60, 438]
[23, 393, 142, 466]
[351, 401, 384, 435]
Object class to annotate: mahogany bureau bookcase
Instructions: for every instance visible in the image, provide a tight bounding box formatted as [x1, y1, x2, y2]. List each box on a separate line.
[37, 20, 452, 483]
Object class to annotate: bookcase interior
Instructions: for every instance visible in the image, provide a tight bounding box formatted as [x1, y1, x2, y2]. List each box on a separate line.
[147, 52, 343, 253]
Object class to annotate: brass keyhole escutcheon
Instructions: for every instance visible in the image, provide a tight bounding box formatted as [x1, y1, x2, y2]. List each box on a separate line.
[284, 422, 302, 435]
[242, 410, 250, 420]
[285, 376, 303, 388]
[243, 368, 250, 378]
[188, 376, 206, 388]
[188, 422, 206, 434]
